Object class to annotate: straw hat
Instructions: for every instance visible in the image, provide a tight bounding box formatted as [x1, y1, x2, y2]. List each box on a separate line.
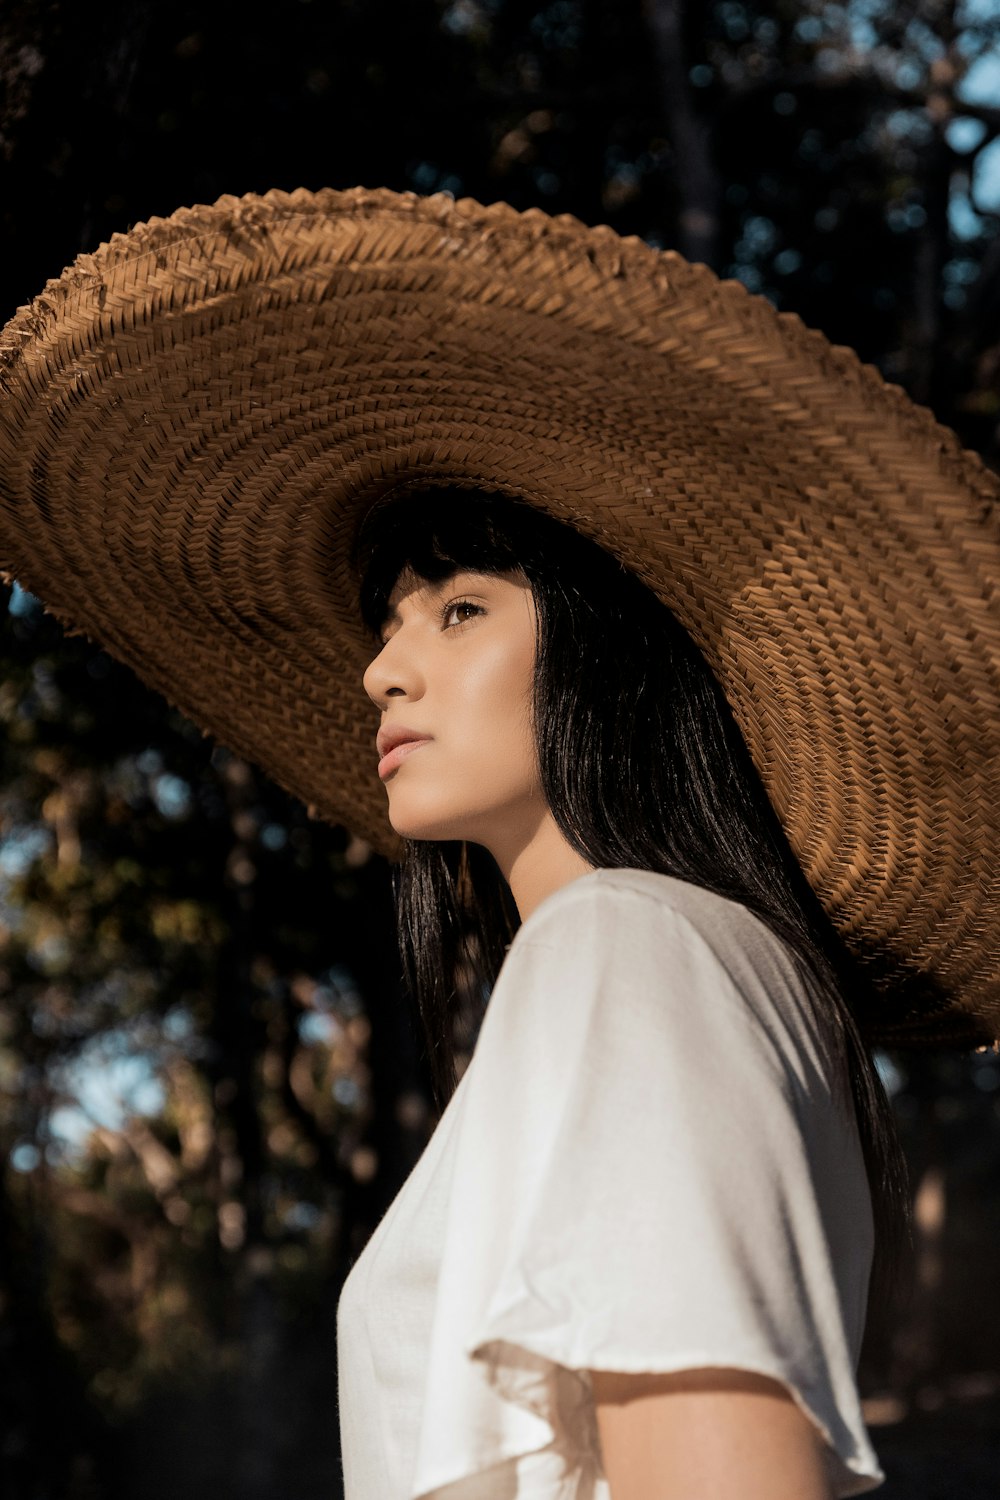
[0, 185, 997, 1046]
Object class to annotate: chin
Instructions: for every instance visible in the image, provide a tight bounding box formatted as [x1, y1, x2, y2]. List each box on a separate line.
[387, 804, 459, 843]
[386, 795, 485, 846]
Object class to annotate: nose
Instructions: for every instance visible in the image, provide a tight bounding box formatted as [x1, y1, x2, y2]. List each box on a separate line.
[363, 628, 425, 709]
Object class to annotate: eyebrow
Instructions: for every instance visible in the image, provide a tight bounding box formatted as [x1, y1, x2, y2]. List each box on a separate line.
[377, 591, 428, 644]
[377, 568, 509, 643]
[379, 574, 461, 635]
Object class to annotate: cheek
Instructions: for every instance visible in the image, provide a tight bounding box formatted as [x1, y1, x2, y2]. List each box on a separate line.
[381, 613, 539, 838]
[468, 633, 536, 749]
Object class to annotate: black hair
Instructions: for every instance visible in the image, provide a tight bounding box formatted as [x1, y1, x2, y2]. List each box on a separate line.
[354, 483, 911, 1316]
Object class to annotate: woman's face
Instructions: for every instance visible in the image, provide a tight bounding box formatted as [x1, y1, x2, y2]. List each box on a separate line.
[362, 566, 546, 854]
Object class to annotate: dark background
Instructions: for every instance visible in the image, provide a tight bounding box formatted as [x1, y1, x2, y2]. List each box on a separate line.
[1, 2, 999, 1496]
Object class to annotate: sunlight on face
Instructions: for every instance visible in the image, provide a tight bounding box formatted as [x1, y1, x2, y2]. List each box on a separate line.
[361, 568, 545, 856]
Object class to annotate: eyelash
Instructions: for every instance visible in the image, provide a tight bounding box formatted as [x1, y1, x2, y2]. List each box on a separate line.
[377, 597, 483, 650]
[441, 597, 483, 631]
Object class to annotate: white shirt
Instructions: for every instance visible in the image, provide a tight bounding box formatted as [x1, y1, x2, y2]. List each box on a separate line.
[336, 867, 885, 1498]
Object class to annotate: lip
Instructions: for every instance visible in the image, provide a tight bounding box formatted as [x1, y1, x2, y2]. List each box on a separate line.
[376, 724, 434, 780]
[374, 741, 431, 786]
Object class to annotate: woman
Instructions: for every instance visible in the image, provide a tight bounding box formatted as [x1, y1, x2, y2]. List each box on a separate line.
[341, 481, 901, 1499]
[0, 186, 997, 1499]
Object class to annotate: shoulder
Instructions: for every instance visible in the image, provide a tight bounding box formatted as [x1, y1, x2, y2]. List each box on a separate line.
[500, 868, 835, 1088]
[517, 865, 760, 930]
[514, 867, 791, 983]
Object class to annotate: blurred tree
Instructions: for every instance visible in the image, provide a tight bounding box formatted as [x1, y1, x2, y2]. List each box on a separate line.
[0, 585, 433, 1495]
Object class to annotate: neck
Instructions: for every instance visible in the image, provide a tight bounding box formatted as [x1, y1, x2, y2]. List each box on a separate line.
[489, 805, 596, 923]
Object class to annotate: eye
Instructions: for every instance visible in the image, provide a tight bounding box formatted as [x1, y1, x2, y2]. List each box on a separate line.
[442, 598, 484, 630]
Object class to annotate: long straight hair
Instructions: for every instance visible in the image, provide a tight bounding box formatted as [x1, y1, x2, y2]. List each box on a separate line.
[354, 484, 911, 1312]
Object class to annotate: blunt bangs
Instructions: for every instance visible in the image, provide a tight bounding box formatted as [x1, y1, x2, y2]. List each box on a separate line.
[355, 488, 542, 642]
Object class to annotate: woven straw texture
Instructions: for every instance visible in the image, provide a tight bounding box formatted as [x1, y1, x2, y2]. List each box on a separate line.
[0, 185, 997, 1045]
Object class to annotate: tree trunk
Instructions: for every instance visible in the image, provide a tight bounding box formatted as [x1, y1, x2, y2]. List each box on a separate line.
[641, 0, 722, 268]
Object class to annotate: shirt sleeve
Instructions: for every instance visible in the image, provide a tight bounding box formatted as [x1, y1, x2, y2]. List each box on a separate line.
[409, 870, 885, 1499]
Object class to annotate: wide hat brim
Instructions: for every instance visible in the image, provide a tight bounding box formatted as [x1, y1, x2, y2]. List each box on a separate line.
[0, 185, 997, 1046]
